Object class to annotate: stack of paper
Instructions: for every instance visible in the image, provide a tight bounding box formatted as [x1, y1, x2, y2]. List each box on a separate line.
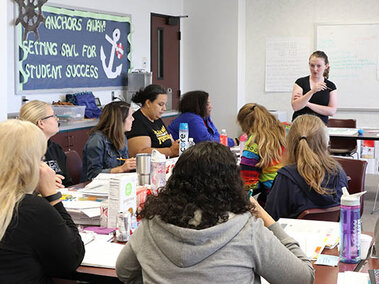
[278, 218, 339, 260]
[328, 128, 358, 136]
[63, 200, 101, 225]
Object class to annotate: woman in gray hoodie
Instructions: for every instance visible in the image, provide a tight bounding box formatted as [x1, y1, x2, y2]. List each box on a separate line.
[116, 141, 315, 284]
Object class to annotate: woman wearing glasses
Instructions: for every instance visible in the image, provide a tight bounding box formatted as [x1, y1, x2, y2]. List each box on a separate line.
[19, 100, 73, 187]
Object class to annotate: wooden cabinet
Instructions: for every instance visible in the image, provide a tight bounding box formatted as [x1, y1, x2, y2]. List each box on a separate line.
[50, 128, 91, 158]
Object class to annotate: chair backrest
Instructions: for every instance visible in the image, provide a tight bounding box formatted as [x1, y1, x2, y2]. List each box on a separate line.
[334, 157, 368, 215]
[297, 206, 340, 222]
[65, 150, 82, 185]
[327, 119, 357, 155]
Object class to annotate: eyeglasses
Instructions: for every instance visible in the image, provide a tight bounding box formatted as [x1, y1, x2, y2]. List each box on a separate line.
[41, 114, 58, 120]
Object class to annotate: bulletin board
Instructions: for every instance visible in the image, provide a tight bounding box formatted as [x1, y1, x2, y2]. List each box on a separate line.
[16, 5, 131, 93]
[316, 24, 379, 109]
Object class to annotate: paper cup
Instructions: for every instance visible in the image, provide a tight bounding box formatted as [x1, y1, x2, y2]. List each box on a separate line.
[360, 233, 373, 259]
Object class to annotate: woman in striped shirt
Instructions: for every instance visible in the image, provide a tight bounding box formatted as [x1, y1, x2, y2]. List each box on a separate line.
[237, 103, 286, 205]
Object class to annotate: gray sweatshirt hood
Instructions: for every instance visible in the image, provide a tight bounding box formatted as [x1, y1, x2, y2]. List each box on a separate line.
[145, 212, 251, 268]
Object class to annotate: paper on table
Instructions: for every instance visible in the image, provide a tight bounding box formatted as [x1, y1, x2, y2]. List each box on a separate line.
[328, 128, 358, 136]
[81, 239, 124, 269]
[278, 218, 339, 259]
[337, 271, 369, 284]
[62, 200, 101, 210]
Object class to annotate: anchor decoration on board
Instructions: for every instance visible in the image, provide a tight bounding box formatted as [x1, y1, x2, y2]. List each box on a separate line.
[100, 28, 123, 79]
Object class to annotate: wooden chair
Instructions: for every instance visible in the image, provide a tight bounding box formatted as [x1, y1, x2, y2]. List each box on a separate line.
[297, 206, 340, 222]
[334, 157, 368, 215]
[327, 119, 357, 157]
[65, 150, 82, 185]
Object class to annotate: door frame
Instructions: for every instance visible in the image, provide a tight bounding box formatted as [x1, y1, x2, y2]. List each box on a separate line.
[150, 13, 181, 110]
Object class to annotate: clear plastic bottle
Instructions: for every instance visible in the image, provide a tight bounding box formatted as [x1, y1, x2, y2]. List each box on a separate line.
[220, 129, 228, 146]
[339, 187, 366, 263]
[179, 123, 189, 155]
[188, 137, 195, 148]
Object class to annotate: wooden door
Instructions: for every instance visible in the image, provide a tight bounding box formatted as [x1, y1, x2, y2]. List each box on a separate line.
[151, 14, 180, 110]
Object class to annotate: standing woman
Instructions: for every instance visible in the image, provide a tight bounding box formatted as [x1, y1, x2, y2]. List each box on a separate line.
[168, 90, 236, 145]
[291, 50, 337, 124]
[265, 115, 347, 221]
[237, 103, 286, 204]
[81, 101, 136, 181]
[0, 120, 84, 282]
[19, 100, 73, 187]
[127, 84, 179, 157]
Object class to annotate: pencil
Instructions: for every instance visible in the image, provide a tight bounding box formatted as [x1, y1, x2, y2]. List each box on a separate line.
[117, 158, 127, 161]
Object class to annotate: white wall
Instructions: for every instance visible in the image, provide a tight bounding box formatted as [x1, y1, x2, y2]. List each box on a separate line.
[182, 0, 245, 137]
[6, 0, 183, 114]
[246, 0, 379, 128]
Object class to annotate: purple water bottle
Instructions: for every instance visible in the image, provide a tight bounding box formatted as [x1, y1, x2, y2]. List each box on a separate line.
[339, 187, 366, 263]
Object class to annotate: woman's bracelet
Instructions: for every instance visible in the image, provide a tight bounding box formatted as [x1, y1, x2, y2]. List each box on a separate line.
[44, 192, 62, 202]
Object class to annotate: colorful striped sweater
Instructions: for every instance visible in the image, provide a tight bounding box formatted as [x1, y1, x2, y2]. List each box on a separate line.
[240, 136, 284, 201]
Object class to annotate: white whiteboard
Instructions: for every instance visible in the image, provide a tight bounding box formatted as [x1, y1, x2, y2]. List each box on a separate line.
[316, 24, 379, 109]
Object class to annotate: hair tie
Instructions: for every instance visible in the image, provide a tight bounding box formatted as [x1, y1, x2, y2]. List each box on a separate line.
[299, 136, 307, 142]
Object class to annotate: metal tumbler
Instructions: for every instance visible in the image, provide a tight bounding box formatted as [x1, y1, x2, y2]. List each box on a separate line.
[136, 153, 151, 185]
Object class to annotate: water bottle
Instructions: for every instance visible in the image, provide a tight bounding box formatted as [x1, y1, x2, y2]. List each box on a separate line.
[339, 187, 366, 263]
[220, 129, 228, 146]
[239, 133, 248, 157]
[179, 123, 189, 155]
[188, 137, 195, 148]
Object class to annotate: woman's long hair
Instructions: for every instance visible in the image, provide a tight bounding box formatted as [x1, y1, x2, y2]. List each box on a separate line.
[140, 142, 251, 229]
[90, 101, 130, 150]
[0, 120, 46, 241]
[19, 100, 50, 125]
[179, 91, 209, 118]
[237, 103, 286, 168]
[285, 114, 340, 194]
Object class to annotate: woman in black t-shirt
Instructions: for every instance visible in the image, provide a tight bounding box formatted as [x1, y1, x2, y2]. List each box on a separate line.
[127, 84, 179, 157]
[291, 51, 337, 124]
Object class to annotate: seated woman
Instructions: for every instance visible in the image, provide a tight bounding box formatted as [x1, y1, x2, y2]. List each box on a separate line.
[19, 100, 73, 187]
[127, 84, 179, 157]
[237, 103, 286, 204]
[0, 120, 84, 283]
[116, 142, 314, 284]
[168, 90, 235, 145]
[81, 101, 136, 181]
[265, 114, 348, 221]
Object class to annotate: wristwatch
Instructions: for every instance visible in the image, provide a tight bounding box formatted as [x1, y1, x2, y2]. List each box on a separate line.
[44, 192, 62, 202]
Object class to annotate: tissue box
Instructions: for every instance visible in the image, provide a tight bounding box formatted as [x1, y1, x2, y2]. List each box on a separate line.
[51, 105, 85, 121]
[108, 173, 138, 228]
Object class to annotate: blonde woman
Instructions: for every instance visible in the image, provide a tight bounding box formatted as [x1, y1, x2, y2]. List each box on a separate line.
[19, 100, 72, 187]
[0, 120, 84, 283]
[265, 115, 348, 220]
[237, 103, 286, 204]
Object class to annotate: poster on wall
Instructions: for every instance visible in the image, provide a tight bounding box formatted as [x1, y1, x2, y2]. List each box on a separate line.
[265, 37, 309, 92]
[16, 5, 131, 93]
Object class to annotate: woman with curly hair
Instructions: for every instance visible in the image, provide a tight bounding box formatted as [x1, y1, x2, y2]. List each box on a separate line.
[265, 115, 347, 220]
[237, 103, 286, 204]
[116, 142, 314, 284]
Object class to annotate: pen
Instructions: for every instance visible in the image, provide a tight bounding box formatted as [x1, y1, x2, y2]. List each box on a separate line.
[117, 158, 127, 161]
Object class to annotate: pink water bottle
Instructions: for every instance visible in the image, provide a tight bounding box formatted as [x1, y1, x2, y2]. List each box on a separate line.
[220, 129, 228, 146]
[239, 133, 248, 156]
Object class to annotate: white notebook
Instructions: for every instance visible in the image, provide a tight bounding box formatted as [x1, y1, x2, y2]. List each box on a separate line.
[81, 239, 124, 269]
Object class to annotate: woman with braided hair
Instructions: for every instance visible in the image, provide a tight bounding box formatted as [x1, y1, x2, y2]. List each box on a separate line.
[265, 114, 348, 220]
